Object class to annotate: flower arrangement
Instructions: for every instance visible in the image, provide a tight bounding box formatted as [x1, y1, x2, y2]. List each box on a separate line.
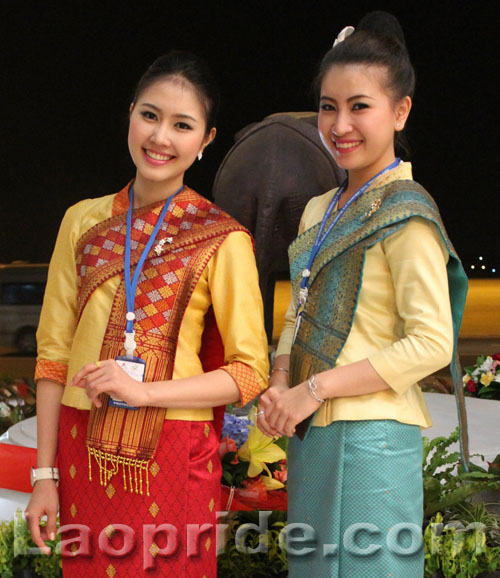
[220, 407, 288, 510]
[0, 376, 36, 435]
[463, 354, 500, 401]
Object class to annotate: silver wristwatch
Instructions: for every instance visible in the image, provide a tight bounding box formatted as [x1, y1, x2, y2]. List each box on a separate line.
[30, 467, 60, 487]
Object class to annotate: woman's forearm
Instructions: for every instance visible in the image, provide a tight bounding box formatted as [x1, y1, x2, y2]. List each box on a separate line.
[270, 355, 389, 400]
[73, 361, 260, 409]
[313, 358, 390, 400]
[35, 379, 64, 467]
[145, 369, 241, 408]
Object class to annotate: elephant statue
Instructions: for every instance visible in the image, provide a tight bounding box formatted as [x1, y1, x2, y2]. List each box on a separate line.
[213, 112, 345, 342]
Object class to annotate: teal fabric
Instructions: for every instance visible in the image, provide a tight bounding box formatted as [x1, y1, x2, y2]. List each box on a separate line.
[287, 420, 424, 577]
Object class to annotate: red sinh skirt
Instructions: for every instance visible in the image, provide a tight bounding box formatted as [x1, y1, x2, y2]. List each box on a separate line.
[58, 405, 221, 577]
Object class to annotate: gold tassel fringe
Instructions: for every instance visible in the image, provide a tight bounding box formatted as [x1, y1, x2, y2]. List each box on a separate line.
[87, 447, 150, 496]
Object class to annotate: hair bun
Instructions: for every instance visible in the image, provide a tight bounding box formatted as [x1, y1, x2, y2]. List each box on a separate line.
[357, 11, 406, 48]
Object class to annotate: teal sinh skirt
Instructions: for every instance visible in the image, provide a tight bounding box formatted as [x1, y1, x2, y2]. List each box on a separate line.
[286, 420, 424, 577]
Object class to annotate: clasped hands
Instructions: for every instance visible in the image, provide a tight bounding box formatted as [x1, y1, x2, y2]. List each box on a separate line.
[71, 360, 149, 408]
[257, 380, 322, 438]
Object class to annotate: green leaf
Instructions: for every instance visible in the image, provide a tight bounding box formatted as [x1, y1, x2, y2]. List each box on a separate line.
[425, 481, 500, 517]
[459, 472, 500, 483]
[273, 436, 289, 453]
[222, 471, 234, 485]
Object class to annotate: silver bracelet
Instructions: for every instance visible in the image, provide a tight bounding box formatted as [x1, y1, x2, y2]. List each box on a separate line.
[271, 367, 289, 375]
[307, 374, 325, 403]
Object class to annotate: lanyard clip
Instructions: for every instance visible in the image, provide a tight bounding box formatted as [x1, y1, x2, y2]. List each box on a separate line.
[298, 286, 309, 307]
[124, 331, 137, 360]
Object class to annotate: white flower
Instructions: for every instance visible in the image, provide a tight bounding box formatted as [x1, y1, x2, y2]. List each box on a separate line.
[333, 25, 355, 47]
[479, 356, 494, 372]
[7, 398, 23, 407]
[0, 401, 11, 417]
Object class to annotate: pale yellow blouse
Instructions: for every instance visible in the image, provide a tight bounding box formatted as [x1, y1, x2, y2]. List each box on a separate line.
[276, 163, 453, 428]
[36, 191, 269, 420]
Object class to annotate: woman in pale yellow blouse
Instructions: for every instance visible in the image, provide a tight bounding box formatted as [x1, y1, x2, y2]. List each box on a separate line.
[258, 12, 467, 578]
[268, 163, 452, 429]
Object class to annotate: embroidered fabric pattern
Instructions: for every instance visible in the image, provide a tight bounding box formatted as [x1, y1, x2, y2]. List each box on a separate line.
[221, 361, 263, 407]
[34, 359, 68, 385]
[288, 179, 458, 439]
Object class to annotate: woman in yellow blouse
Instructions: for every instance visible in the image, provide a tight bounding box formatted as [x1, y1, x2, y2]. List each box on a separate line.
[25, 51, 268, 577]
[258, 12, 467, 578]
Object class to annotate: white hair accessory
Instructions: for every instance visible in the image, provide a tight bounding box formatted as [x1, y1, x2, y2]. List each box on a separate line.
[333, 25, 355, 47]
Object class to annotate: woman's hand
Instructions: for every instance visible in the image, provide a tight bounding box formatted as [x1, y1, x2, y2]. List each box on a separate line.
[25, 480, 59, 555]
[257, 382, 289, 438]
[71, 360, 149, 408]
[263, 381, 322, 437]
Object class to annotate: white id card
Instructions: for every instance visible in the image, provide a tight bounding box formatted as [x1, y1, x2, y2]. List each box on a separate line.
[108, 356, 146, 410]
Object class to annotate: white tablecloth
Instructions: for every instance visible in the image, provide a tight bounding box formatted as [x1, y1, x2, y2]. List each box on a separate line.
[423, 392, 500, 466]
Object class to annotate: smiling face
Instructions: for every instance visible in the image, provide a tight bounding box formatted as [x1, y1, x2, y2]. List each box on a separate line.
[318, 64, 411, 189]
[128, 76, 215, 203]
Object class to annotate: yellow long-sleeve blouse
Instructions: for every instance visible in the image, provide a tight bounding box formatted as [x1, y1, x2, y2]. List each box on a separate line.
[35, 189, 269, 421]
[276, 163, 453, 428]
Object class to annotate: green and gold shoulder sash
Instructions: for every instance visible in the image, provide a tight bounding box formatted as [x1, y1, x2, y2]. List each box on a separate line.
[288, 179, 468, 439]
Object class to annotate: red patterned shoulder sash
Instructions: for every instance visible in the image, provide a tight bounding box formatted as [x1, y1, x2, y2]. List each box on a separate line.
[75, 186, 248, 321]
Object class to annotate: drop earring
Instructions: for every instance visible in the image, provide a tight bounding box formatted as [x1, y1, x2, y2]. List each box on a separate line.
[197, 151, 203, 161]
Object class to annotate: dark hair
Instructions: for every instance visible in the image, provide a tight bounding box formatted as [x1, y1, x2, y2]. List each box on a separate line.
[315, 12, 415, 101]
[132, 50, 220, 134]
[315, 12, 415, 154]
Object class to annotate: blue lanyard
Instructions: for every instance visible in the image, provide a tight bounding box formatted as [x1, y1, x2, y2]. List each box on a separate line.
[297, 159, 400, 311]
[123, 183, 183, 357]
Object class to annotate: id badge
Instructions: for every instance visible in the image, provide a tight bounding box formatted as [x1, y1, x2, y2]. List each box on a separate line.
[108, 355, 146, 410]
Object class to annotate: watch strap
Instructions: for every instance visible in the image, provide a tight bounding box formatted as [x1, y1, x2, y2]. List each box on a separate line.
[31, 467, 60, 486]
